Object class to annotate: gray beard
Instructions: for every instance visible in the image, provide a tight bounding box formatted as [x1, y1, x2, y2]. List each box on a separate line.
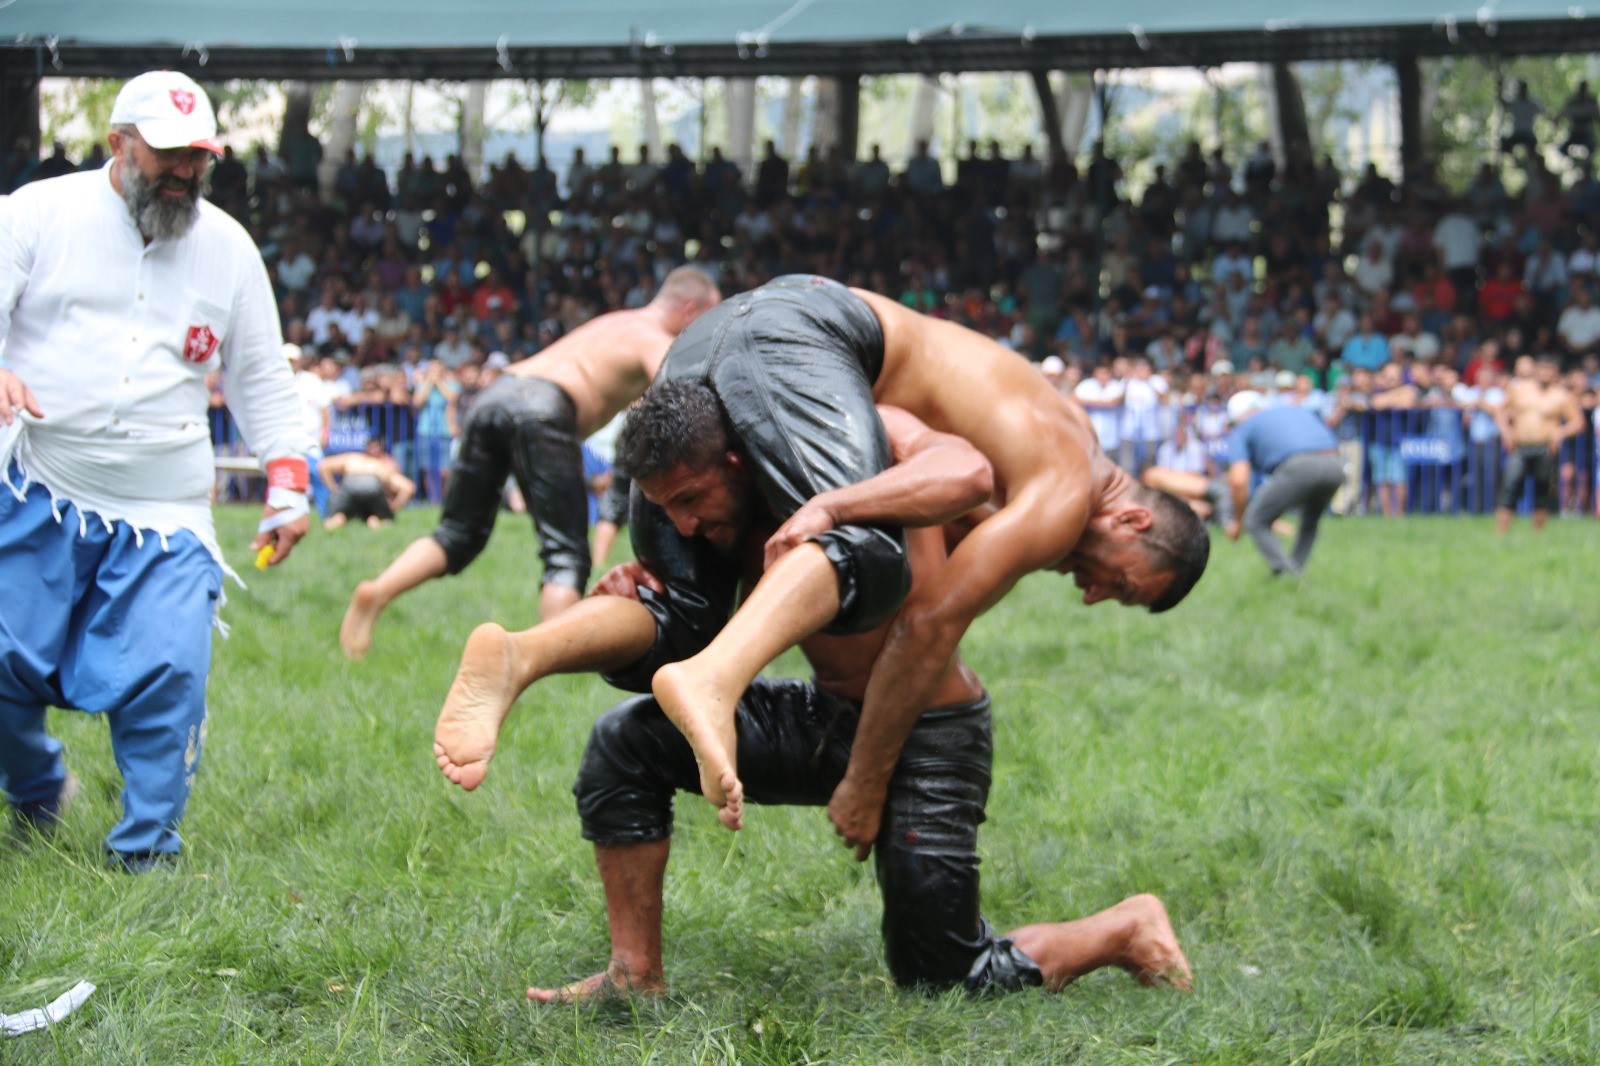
[118, 156, 206, 241]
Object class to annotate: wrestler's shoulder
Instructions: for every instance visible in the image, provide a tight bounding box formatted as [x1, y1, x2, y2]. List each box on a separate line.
[562, 309, 668, 350]
[587, 307, 665, 337]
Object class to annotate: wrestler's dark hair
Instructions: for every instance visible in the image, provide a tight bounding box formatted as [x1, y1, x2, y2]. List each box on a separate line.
[1135, 485, 1210, 613]
[616, 380, 734, 481]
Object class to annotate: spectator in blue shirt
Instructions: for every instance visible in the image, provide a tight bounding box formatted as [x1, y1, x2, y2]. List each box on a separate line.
[1225, 391, 1346, 576]
[1340, 312, 1390, 371]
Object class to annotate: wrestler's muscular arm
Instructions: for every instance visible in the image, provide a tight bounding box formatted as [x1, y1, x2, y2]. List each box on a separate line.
[819, 292, 1101, 853]
[764, 406, 995, 568]
[386, 470, 417, 510]
[1226, 460, 1252, 541]
[318, 453, 348, 491]
[1492, 383, 1522, 448]
[1554, 389, 1586, 451]
[830, 480, 1089, 858]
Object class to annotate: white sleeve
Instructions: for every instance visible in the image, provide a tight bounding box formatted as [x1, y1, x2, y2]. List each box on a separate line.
[220, 235, 313, 466]
[0, 194, 38, 364]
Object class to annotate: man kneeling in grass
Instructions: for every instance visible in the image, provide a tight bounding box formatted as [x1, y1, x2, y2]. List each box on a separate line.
[432, 384, 1192, 999]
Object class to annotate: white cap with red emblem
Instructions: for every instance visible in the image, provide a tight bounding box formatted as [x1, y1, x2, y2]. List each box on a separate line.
[109, 71, 222, 156]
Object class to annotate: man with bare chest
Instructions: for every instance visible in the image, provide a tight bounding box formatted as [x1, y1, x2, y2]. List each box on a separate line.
[631, 275, 1208, 846]
[320, 437, 415, 530]
[426, 385, 1192, 1001]
[339, 267, 720, 658]
[1494, 355, 1586, 532]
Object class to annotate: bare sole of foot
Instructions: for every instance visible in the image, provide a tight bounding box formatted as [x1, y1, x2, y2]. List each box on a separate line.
[434, 623, 522, 791]
[651, 662, 744, 828]
[339, 581, 383, 662]
[527, 969, 666, 1004]
[1117, 894, 1194, 992]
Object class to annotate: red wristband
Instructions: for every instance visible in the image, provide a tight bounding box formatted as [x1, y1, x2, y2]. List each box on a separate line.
[265, 456, 310, 493]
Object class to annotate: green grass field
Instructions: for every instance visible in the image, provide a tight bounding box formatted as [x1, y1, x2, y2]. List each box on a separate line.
[2, 507, 1597, 1064]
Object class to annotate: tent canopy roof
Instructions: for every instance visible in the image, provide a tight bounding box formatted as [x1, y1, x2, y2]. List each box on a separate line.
[4, 0, 1597, 79]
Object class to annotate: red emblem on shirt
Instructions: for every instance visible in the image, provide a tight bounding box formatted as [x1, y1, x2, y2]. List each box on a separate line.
[184, 324, 219, 363]
[171, 89, 196, 115]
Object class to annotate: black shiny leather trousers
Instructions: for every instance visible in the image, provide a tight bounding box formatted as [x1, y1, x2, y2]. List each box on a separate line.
[574, 679, 1042, 993]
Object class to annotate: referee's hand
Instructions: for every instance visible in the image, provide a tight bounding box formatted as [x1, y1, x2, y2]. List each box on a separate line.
[0, 369, 44, 425]
[249, 509, 310, 567]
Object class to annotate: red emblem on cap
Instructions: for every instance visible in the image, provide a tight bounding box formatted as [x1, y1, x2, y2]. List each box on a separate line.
[170, 89, 196, 115]
[184, 324, 219, 363]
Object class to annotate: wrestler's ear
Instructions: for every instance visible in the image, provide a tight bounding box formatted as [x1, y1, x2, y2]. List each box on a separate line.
[1119, 506, 1154, 533]
[724, 450, 750, 480]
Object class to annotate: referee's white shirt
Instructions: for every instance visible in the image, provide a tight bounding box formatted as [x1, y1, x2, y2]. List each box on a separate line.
[0, 163, 310, 559]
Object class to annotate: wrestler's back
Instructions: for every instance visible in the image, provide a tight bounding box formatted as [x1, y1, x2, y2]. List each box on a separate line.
[853, 289, 1097, 495]
[508, 309, 672, 436]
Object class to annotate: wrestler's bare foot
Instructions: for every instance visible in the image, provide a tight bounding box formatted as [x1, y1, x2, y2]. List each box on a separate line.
[324, 513, 348, 532]
[1015, 893, 1193, 993]
[339, 581, 384, 661]
[527, 962, 666, 1004]
[651, 661, 742, 825]
[434, 623, 527, 791]
[1112, 894, 1193, 991]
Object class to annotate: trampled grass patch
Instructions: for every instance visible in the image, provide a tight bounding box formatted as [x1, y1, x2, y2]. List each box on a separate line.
[2, 508, 1597, 1063]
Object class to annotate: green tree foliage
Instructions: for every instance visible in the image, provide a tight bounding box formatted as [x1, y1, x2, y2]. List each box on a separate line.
[1179, 71, 1270, 162]
[1300, 62, 1368, 163]
[1430, 55, 1593, 192]
[40, 78, 122, 154]
[357, 85, 391, 156]
[201, 80, 274, 137]
[42, 78, 275, 156]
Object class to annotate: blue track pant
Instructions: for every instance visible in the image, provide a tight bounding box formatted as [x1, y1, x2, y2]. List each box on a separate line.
[0, 472, 221, 857]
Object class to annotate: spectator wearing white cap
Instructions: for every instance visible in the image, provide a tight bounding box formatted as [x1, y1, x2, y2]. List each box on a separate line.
[0, 71, 314, 870]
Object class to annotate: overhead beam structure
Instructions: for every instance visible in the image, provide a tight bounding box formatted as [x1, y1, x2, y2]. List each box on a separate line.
[3, 2, 1596, 83]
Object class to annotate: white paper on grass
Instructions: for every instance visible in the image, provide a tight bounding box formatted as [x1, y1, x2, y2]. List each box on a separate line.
[1, 981, 96, 1036]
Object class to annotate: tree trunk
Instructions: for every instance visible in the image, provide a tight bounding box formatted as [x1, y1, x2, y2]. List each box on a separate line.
[912, 76, 939, 150]
[1057, 73, 1093, 160]
[836, 74, 861, 161]
[1267, 62, 1313, 166]
[460, 81, 487, 179]
[812, 77, 839, 155]
[782, 76, 806, 156]
[726, 77, 756, 176]
[401, 81, 416, 158]
[321, 80, 363, 199]
[1031, 70, 1064, 160]
[640, 77, 662, 158]
[1395, 55, 1425, 184]
[279, 81, 313, 158]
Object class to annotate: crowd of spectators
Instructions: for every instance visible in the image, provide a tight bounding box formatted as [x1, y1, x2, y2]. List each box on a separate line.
[10, 93, 1600, 517]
